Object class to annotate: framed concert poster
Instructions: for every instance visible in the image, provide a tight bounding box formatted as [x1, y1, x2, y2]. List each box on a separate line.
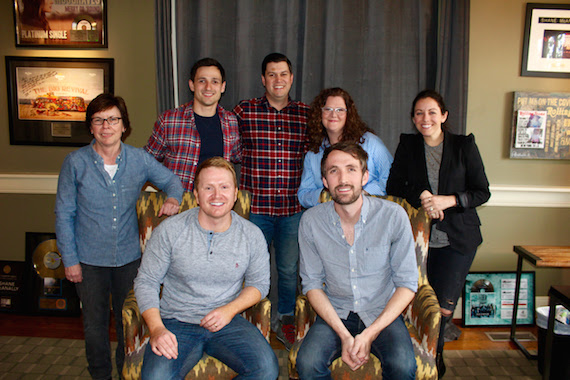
[462, 271, 535, 327]
[521, 3, 570, 78]
[5, 56, 114, 147]
[13, 0, 107, 48]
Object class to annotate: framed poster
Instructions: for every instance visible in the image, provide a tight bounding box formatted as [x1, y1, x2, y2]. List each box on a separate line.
[521, 3, 570, 78]
[5, 56, 114, 147]
[462, 271, 535, 327]
[510, 91, 570, 160]
[13, 0, 107, 48]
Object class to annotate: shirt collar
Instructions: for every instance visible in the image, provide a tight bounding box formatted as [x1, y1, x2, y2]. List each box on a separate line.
[261, 94, 293, 111]
[326, 194, 370, 226]
[89, 140, 125, 164]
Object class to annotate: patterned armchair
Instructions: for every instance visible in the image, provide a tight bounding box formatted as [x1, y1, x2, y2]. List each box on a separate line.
[288, 194, 441, 379]
[122, 190, 271, 380]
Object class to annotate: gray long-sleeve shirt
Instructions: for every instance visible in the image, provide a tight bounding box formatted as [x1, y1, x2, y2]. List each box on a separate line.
[134, 208, 270, 324]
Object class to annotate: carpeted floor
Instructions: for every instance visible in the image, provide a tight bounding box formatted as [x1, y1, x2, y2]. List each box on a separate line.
[0, 335, 289, 380]
[0, 335, 541, 379]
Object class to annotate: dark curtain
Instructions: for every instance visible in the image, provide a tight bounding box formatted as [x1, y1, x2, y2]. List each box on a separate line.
[155, 0, 469, 153]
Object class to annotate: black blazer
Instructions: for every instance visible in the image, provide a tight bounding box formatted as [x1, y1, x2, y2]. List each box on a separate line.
[386, 131, 490, 254]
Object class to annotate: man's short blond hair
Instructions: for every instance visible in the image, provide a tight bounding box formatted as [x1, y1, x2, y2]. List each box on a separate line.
[194, 157, 238, 189]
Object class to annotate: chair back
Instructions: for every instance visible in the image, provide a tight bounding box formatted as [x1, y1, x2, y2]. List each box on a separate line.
[136, 190, 252, 253]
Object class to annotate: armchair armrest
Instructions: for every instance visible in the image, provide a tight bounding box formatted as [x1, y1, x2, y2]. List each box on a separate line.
[242, 297, 271, 343]
[122, 290, 149, 380]
[404, 284, 441, 357]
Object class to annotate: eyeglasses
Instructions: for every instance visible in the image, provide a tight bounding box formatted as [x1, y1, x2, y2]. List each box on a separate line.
[91, 116, 122, 126]
[322, 107, 347, 114]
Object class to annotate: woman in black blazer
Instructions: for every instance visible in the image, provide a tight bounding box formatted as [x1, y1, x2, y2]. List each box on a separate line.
[387, 90, 490, 378]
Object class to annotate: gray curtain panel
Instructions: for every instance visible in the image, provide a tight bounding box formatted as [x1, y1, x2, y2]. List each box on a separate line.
[155, 0, 469, 153]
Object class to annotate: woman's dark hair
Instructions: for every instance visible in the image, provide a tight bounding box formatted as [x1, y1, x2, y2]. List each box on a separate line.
[86, 93, 131, 139]
[307, 88, 373, 153]
[410, 89, 450, 131]
[20, 0, 50, 30]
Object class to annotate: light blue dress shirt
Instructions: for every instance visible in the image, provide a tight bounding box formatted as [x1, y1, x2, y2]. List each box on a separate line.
[55, 141, 184, 268]
[297, 132, 393, 208]
[299, 196, 418, 327]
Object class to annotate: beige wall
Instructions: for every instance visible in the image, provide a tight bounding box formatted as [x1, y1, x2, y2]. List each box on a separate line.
[0, 1, 568, 295]
[0, 0, 157, 260]
[469, 0, 570, 294]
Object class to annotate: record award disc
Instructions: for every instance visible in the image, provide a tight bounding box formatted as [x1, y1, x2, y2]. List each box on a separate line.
[32, 239, 65, 279]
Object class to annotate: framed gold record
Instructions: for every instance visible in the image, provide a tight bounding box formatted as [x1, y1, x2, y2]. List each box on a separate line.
[32, 239, 65, 279]
[25, 232, 80, 316]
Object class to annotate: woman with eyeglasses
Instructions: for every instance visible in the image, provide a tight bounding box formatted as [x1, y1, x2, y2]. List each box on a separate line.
[55, 93, 183, 380]
[297, 87, 393, 208]
[387, 89, 490, 378]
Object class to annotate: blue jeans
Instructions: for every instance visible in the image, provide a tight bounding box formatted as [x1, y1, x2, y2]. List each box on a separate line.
[249, 212, 302, 316]
[141, 315, 278, 380]
[297, 313, 416, 380]
[75, 259, 140, 380]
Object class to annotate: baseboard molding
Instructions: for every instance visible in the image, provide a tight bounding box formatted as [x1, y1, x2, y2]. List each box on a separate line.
[453, 295, 550, 319]
[1, 174, 569, 207]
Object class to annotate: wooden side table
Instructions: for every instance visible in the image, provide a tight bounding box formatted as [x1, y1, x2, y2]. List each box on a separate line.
[510, 246, 570, 359]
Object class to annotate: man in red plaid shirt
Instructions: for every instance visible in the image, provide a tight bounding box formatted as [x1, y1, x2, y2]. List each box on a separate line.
[145, 58, 241, 191]
[233, 53, 308, 350]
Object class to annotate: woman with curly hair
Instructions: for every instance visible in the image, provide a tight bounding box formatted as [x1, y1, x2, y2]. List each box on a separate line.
[297, 87, 393, 208]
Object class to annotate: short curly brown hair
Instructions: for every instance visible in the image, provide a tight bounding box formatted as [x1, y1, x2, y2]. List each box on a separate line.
[307, 88, 373, 153]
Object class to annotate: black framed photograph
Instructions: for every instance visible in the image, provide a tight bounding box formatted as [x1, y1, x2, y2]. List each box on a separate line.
[521, 3, 570, 78]
[462, 271, 536, 327]
[13, 0, 107, 48]
[5, 56, 114, 147]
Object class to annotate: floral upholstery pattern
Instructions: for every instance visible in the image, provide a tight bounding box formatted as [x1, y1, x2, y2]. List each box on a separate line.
[288, 193, 441, 379]
[122, 190, 271, 380]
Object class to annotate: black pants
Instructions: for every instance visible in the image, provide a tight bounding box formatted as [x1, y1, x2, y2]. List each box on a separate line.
[427, 245, 476, 353]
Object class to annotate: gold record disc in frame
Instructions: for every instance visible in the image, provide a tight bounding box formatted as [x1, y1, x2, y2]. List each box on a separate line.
[32, 239, 65, 279]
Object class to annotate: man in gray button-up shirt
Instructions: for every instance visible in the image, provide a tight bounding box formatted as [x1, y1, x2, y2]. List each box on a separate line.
[297, 142, 418, 380]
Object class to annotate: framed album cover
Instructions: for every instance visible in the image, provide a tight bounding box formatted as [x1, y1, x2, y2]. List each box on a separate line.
[521, 3, 570, 78]
[13, 0, 107, 48]
[462, 271, 535, 327]
[5, 56, 114, 147]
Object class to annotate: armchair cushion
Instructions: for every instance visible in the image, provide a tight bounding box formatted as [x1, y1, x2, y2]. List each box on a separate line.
[289, 194, 440, 379]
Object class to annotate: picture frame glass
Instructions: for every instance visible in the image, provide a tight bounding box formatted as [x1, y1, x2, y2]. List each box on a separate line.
[521, 4, 570, 78]
[14, 0, 107, 48]
[5, 56, 114, 146]
[463, 271, 536, 327]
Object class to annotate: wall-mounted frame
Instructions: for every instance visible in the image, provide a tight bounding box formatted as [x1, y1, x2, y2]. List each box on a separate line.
[13, 0, 107, 48]
[521, 3, 570, 78]
[510, 91, 570, 160]
[462, 271, 535, 327]
[5, 56, 114, 147]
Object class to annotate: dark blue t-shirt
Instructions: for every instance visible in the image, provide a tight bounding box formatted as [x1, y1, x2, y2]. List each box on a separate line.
[195, 113, 223, 166]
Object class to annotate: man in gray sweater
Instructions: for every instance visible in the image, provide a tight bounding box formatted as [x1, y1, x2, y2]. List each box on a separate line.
[134, 157, 278, 379]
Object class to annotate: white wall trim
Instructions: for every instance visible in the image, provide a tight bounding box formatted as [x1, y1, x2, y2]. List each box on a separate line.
[0, 174, 59, 194]
[1, 175, 569, 207]
[487, 185, 570, 208]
